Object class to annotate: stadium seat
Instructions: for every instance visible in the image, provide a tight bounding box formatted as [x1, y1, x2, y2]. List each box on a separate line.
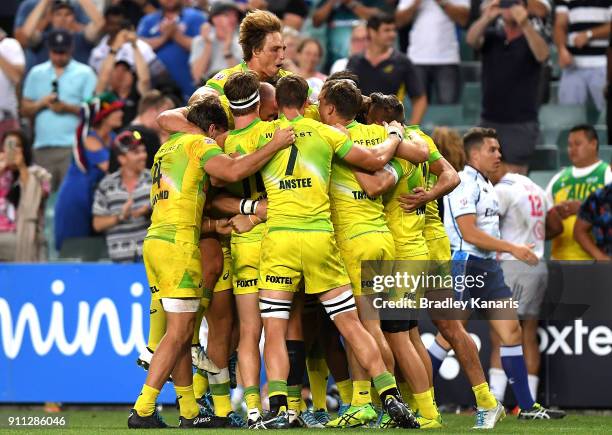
[460, 61, 481, 83]
[461, 82, 481, 125]
[599, 145, 612, 164]
[540, 127, 561, 145]
[548, 82, 560, 104]
[539, 104, 587, 129]
[528, 170, 558, 190]
[597, 109, 606, 125]
[529, 144, 559, 171]
[59, 237, 109, 262]
[459, 31, 474, 61]
[421, 104, 464, 129]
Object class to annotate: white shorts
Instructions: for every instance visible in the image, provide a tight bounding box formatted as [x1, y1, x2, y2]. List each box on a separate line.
[500, 261, 548, 318]
[161, 298, 201, 313]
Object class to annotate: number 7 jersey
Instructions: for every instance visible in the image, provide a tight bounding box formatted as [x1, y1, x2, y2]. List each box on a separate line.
[147, 132, 223, 245]
[257, 115, 353, 231]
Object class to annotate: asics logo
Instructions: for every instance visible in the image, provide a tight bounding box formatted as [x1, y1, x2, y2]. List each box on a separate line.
[223, 271, 230, 280]
[194, 416, 211, 424]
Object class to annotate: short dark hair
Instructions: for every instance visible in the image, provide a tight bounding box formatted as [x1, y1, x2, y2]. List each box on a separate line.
[368, 92, 404, 124]
[186, 95, 229, 133]
[367, 13, 395, 31]
[104, 5, 125, 18]
[463, 127, 498, 156]
[569, 124, 599, 147]
[224, 71, 260, 117]
[276, 75, 309, 109]
[326, 70, 359, 87]
[321, 80, 363, 121]
[137, 90, 174, 115]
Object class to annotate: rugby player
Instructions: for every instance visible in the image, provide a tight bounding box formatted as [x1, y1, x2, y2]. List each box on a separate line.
[316, 79, 432, 428]
[443, 128, 566, 426]
[127, 95, 295, 429]
[251, 74, 418, 429]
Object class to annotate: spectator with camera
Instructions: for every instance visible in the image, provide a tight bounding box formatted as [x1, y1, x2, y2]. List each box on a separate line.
[137, 0, 206, 101]
[0, 27, 25, 139]
[95, 28, 151, 126]
[18, 0, 104, 70]
[92, 130, 151, 263]
[189, 1, 242, 87]
[21, 29, 97, 192]
[396, 0, 469, 104]
[89, 5, 158, 76]
[466, 0, 549, 175]
[0, 130, 51, 262]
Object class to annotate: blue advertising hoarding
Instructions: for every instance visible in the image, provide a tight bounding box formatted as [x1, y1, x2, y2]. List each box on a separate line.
[0, 264, 177, 403]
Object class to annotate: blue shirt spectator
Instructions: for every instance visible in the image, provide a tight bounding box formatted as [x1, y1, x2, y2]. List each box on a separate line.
[137, 1, 206, 101]
[575, 182, 612, 260]
[22, 29, 97, 191]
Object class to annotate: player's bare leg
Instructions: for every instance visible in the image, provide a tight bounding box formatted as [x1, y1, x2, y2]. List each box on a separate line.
[235, 292, 263, 424]
[286, 294, 307, 426]
[319, 285, 418, 428]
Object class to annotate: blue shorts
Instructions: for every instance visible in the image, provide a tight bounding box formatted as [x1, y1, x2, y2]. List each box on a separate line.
[451, 251, 512, 303]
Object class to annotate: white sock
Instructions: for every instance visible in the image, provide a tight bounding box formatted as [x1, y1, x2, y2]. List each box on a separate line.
[488, 367, 508, 402]
[527, 374, 539, 402]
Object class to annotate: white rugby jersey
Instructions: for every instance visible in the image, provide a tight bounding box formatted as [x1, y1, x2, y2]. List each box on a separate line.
[495, 173, 550, 261]
[444, 165, 500, 259]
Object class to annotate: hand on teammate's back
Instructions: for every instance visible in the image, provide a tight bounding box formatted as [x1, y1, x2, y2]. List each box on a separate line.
[269, 126, 296, 151]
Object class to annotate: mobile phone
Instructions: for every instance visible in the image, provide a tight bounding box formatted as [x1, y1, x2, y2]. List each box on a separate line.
[5, 136, 17, 165]
[51, 79, 59, 102]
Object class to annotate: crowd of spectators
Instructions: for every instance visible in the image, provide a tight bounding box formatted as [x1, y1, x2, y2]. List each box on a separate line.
[0, 0, 610, 263]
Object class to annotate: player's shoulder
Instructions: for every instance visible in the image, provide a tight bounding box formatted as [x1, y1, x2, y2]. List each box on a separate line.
[205, 63, 243, 92]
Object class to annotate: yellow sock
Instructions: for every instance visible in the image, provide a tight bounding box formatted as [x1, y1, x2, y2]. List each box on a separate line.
[430, 387, 440, 414]
[209, 368, 232, 417]
[134, 384, 160, 417]
[175, 384, 199, 419]
[147, 300, 165, 351]
[336, 379, 353, 405]
[399, 382, 418, 411]
[351, 380, 372, 406]
[193, 369, 209, 398]
[244, 386, 261, 411]
[306, 356, 329, 411]
[287, 385, 302, 414]
[472, 382, 498, 409]
[413, 389, 439, 420]
[371, 387, 381, 408]
[191, 302, 206, 345]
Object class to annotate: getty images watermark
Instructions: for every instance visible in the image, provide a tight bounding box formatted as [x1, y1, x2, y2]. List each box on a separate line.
[367, 270, 519, 311]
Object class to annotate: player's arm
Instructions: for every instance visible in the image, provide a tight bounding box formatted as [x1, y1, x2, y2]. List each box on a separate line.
[455, 214, 538, 265]
[189, 84, 220, 104]
[156, 107, 204, 134]
[395, 130, 430, 163]
[210, 191, 268, 220]
[573, 217, 610, 261]
[341, 123, 404, 172]
[545, 206, 563, 240]
[398, 157, 459, 212]
[352, 160, 402, 198]
[204, 127, 295, 183]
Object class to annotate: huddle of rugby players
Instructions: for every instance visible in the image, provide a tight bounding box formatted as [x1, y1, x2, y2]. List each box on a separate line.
[127, 9, 565, 430]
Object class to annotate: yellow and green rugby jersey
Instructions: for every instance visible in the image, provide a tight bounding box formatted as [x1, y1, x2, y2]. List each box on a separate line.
[224, 117, 277, 243]
[330, 120, 398, 240]
[411, 126, 447, 241]
[384, 152, 428, 256]
[147, 133, 223, 245]
[204, 60, 295, 127]
[257, 115, 353, 231]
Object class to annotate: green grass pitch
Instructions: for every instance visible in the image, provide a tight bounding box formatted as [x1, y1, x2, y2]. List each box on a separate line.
[1, 409, 611, 434]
